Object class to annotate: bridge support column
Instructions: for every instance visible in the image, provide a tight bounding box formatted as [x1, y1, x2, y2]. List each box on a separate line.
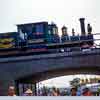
[0, 79, 15, 96]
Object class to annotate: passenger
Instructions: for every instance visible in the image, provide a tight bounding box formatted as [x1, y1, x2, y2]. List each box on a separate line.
[52, 87, 60, 96]
[76, 88, 81, 96]
[70, 87, 77, 96]
[82, 88, 93, 96]
[24, 89, 33, 96]
[42, 86, 48, 96]
[56, 88, 60, 96]
[8, 86, 16, 96]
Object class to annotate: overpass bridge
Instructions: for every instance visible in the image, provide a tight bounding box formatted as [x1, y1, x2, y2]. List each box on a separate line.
[0, 48, 100, 95]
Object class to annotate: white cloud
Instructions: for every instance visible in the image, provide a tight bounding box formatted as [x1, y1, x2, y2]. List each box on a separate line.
[0, 0, 99, 33]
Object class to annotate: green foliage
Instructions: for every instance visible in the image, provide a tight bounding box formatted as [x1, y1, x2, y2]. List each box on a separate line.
[70, 78, 81, 88]
[97, 87, 100, 93]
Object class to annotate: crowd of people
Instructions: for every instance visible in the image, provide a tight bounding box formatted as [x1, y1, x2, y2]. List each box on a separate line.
[38, 87, 94, 96]
[7, 85, 100, 96]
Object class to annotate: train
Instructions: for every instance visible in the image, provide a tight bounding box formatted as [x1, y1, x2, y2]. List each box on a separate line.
[0, 18, 94, 57]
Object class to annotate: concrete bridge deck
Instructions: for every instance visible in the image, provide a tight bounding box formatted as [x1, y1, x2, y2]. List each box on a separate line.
[0, 48, 100, 95]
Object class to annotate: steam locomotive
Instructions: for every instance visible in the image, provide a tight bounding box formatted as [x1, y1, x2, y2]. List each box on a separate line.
[0, 18, 94, 57]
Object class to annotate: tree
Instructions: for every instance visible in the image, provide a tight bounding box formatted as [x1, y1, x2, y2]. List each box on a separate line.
[97, 87, 100, 94]
[70, 78, 81, 88]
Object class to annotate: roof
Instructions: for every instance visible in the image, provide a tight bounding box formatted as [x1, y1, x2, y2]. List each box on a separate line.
[17, 21, 48, 26]
[0, 32, 17, 35]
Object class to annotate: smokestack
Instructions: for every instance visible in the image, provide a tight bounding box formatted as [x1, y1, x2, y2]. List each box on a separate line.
[72, 28, 75, 36]
[62, 26, 68, 35]
[79, 18, 86, 35]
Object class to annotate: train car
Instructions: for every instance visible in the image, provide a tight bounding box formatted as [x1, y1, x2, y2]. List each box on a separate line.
[0, 18, 95, 57]
[0, 32, 20, 57]
[0, 32, 18, 49]
[17, 22, 48, 45]
[17, 22, 61, 54]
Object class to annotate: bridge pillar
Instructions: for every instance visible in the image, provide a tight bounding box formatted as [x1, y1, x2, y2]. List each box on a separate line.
[0, 79, 15, 96]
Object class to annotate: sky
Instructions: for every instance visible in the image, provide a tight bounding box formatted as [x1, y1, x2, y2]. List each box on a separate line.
[38, 75, 100, 88]
[0, 0, 100, 34]
[0, 0, 100, 86]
